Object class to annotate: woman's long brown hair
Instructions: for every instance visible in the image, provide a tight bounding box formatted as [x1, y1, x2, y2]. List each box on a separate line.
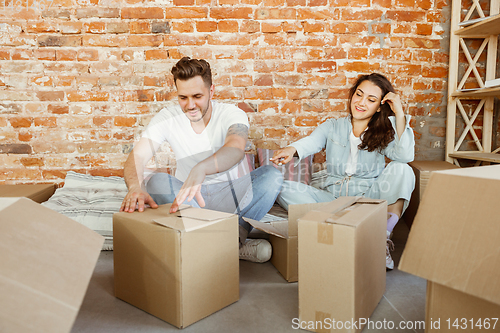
[348, 73, 396, 153]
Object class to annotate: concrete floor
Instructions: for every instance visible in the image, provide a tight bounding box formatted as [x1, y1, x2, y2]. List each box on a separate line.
[71, 221, 426, 333]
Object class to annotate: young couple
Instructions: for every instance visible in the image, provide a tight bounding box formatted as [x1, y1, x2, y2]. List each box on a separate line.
[121, 57, 415, 269]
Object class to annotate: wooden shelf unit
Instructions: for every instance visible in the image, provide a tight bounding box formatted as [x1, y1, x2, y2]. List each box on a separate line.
[453, 86, 500, 98]
[445, 0, 500, 166]
[456, 14, 500, 36]
[449, 151, 500, 164]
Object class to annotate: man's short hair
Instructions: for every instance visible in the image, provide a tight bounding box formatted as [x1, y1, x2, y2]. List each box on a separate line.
[171, 57, 212, 87]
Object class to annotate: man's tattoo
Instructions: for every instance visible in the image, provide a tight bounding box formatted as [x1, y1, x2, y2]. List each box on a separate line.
[227, 124, 249, 139]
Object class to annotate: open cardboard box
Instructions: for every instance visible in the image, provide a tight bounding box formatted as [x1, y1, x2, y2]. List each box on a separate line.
[245, 202, 330, 282]
[0, 183, 56, 203]
[399, 165, 500, 332]
[113, 203, 239, 329]
[0, 197, 104, 333]
[298, 197, 387, 333]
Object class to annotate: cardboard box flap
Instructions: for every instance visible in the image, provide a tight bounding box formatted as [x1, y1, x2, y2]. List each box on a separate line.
[0, 184, 56, 203]
[176, 207, 234, 221]
[154, 206, 235, 232]
[154, 216, 226, 232]
[355, 198, 386, 204]
[430, 164, 500, 180]
[325, 199, 386, 227]
[315, 196, 362, 214]
[299, 197, 386, 227]
[243, 217, 288, 238]
[171, 203, 193, 212]
[288, 201, 331, 236]
[399, 165, 500, 306]
[410, 160, 459, 173]
[297, 197, 360, 226]
[0, 197, 104, 333]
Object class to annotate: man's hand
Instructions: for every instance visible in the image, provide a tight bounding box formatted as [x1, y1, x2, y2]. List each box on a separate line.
[120, 187, 159, 213]
[170, 165, 206, 213]
[168, 123, 247, 214]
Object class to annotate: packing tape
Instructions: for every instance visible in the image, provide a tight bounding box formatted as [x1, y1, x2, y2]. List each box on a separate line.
[315, 310, 332, 333]
[317, 222, 334, 245]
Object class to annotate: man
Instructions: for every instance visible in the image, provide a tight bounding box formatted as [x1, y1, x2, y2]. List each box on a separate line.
[120, 57, 283, 263]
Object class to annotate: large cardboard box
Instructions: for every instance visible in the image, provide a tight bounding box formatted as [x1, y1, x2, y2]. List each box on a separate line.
[0, 183, 56, 203]
[403, 161, 459, 228]
[246, 202, 330, 282]
[0, 197, 104, 333]
[113, 204, 239, 329]
[399, 165, 500, 332]
[298, 197, 387, 333]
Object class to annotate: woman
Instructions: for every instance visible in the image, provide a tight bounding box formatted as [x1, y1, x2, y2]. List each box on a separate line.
[271, 73, 415, 270]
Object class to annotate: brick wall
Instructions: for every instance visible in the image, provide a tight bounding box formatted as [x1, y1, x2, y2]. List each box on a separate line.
[0, 0, 454, 184]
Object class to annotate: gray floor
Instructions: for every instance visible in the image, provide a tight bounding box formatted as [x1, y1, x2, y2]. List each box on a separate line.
[72, 221, 426, 333]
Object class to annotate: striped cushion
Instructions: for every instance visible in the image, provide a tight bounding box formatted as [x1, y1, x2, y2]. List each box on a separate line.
[257, 148, 313, 185]
[41, 171, 128, 250]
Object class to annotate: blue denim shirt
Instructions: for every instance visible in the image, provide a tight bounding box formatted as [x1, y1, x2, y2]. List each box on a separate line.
[290, 115, 414, 197]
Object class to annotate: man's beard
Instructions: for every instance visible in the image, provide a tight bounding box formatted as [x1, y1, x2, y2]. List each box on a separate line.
[185, 100, 210, 123]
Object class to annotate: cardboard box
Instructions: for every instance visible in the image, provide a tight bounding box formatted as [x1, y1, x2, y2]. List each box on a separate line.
[0, 184, 56, 203]
[298, 197, 387, 333]
[403, 161, 459, 228]
[245, 202, 330, 282]
[0, 197, 104, 333]
[399, 165, 500, 332]
[113, 204, 239, 329]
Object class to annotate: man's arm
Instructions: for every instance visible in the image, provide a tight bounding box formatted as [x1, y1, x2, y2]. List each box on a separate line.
[170, 123, 248, 213]
[120, 137, 161, 213]
[201, 123, 248, 174]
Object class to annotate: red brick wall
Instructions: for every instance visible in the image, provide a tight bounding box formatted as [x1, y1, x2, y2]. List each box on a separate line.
[0, 0, 452, 184]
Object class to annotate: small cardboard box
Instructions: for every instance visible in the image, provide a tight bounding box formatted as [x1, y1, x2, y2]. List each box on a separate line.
[0, 197, 104, 333]
[245, 202, 330, 282]
[404, 161, 459, 228]
[298, 197, 387, 333]
[113, 204, 239, 329]
[0, 184, 56, 203]
[399, 165, 500, 332]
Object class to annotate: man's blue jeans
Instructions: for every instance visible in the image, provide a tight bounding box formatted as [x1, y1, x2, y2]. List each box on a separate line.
[146, 165, 283, 241]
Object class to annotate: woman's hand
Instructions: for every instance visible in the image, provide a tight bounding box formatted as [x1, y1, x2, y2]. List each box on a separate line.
[270, 146, 297, 165]
[381, 92, 404, 117]
[382, 92, 405, 139]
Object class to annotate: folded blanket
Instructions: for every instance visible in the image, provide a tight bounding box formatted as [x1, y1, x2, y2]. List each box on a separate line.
[42, 171, 128, 250]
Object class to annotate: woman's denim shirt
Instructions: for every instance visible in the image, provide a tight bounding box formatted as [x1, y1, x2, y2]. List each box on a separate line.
[290, 115, 415, 197]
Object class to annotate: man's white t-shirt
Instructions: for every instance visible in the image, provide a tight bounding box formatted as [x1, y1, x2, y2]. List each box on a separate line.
[141, 101, 250, 184]
[345, 131, 362, 176]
